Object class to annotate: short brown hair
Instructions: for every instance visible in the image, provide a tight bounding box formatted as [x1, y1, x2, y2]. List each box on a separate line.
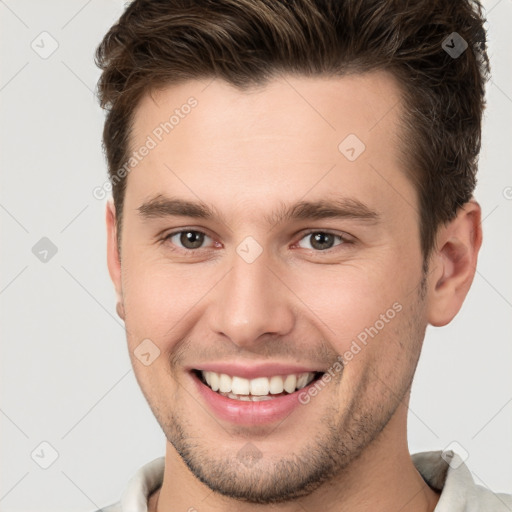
[95, 0, 490, 266]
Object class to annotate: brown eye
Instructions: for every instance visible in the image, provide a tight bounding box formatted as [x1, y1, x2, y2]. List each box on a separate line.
[297, 231, 347, 251]
[165, 230, 211, 250]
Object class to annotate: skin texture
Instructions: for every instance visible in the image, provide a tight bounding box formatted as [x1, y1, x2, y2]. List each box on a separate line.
[106, 71, 482, 511]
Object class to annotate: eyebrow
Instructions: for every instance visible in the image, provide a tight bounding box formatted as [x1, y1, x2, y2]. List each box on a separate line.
[137, 194, 380, 226]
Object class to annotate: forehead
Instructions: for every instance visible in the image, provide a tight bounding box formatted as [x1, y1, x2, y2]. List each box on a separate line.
[125, 71, 413, 225]
[131, 70, 405, 152]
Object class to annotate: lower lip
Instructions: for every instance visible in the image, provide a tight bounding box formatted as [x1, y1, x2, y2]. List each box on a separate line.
[190, 371, 320, 425]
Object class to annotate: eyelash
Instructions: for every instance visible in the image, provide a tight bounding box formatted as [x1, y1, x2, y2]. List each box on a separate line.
[161, 228, 353, 255]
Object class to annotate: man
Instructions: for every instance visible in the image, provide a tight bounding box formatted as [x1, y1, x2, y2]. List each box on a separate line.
[93, 0, 511, 510]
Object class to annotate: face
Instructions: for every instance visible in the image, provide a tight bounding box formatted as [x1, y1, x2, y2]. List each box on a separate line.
[108, 72, 431, 503]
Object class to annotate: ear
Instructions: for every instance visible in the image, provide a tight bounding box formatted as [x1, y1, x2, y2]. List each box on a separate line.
[106, 198, 124, 320]
[426, 199, 483, 327]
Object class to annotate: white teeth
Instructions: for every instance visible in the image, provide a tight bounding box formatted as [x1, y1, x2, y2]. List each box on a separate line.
[220, 392, 273, 401]
[296, 373, 308, 389]
[250, 377, 270, 396]
[199, 370, 319, 397]
[219, 373, 231, 393]
[283, 374, 297, 393]
[269, 375, 284, 394]
[209, 371, 219, 392]
[231, 376, 250, 395]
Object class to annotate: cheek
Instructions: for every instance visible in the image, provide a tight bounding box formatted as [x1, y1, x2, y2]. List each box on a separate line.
[292, 258, 412, 347]
[120, 250, 218, 348]
[121, 255, 177, 337]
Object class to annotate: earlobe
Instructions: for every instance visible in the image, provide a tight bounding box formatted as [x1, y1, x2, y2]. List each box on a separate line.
[426, 200, 483, 327]
[106, 199, 124, 312]
[116, 301, 125, 320]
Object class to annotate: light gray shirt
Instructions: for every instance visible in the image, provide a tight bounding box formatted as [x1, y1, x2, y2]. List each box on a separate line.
[94, 451, 512, 511]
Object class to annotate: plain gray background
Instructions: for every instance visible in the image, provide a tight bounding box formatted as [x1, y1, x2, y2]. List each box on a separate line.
[1, 1, 511, 510]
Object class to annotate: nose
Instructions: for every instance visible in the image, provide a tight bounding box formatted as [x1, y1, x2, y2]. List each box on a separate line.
[207, 249, 295, 348]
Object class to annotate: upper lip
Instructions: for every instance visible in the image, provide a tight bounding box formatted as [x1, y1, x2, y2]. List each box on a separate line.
[188, 362, 325, 380]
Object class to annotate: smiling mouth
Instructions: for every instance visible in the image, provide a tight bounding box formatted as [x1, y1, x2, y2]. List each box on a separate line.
[192, 369, 325, 401]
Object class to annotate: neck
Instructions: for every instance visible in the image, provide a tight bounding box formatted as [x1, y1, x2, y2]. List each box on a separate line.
[151, 402, 440, 512]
